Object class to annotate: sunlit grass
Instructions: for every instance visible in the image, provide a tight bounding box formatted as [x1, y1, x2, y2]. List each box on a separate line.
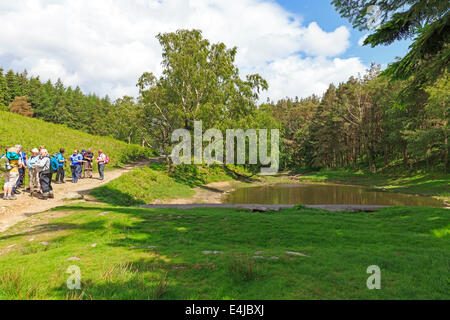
[0, 204, 448, 300]
[89, 163, 252, 206]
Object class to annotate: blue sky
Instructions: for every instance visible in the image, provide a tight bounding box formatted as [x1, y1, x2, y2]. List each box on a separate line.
[0, 0, 413, 101]
[276, 0, 412, 67]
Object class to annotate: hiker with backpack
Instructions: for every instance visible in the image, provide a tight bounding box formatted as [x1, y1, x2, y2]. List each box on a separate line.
[1, 147, 23, 200]
[35, 149, 54, 200]
[82, 148, 94, 179]
[54, 148, 66, 184]
[80, 149, 87, 178]
[70, 150, 85, 183]
[13, 145, 27, 195]
[96, 149, 108, 181]
[27, 148, 41, 197]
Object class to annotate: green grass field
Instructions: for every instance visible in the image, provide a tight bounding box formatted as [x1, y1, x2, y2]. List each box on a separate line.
[0, 204, 448, 300]
[90, 163, 252, 206]
[0, 111, 153, 185]
[1, 112, 448, 300]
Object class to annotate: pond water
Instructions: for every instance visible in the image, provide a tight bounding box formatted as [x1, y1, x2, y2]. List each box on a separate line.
[225, 184, 445, 207]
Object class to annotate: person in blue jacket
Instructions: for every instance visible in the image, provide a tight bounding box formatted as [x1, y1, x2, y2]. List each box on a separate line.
[55, 148, 66, 184]
[70, 150, 85, 183]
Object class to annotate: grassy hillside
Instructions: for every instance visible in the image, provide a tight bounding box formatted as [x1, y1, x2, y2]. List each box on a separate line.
[90, 163, 252, 206]
[0, 204, 448, 299]
[0, 111, 153, 184]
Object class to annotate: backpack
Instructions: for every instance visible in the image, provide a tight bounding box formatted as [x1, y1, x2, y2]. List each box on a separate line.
[0, 154, 12, 172]
[6, 152, 20, 160]
[104, 155, 110, 164]
[50, 154, 60, 172]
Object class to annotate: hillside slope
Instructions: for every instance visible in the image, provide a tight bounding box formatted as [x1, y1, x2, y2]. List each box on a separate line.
[0, 111, 153, 184]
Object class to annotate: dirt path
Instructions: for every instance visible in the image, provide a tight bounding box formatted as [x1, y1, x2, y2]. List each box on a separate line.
[0, 160, 149, 233]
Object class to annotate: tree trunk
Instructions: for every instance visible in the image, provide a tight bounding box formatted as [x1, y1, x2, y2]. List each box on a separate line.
[403, 143, 408, 169]
[444, 129, 448, 174]
[384, 145, 388, 167]
[444, 114, 448, 174]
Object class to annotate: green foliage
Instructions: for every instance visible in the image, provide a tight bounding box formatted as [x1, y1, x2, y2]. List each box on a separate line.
[170, 164, 247, 186]
[0, 269, 40, 299]
[89, 163, 251, 206]
[137, 29, 270, 155]
[227, 257, 262, 283]
[270, 65, 449, 174]
[293, 204, 306, 210]
[105, 96, 148, 145]
[0, 69, 150, 145]
[90, 166, 195, 206]
[403, 71, 449, 172]
[332, 0, 449, 86]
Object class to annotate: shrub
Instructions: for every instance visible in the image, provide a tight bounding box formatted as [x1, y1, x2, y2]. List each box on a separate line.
[227, 256, 261, 282]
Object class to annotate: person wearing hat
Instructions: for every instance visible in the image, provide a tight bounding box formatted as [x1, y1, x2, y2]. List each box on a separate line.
[80, 149, 87, 179]
[70, 150, 85, 183]
[82, 148, 94, 179]
[55, 148, 66, 184]
[13, 145, 27, 194]
[2, 146, 22, 200]
[96, 149, 107, 181]
[35, 149, 54, 200]
[27, 148, 41, 197]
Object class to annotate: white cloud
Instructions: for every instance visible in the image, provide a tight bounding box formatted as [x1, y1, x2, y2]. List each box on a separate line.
[0, 0, 366, 101]
[254, 56, 366, 101]
[358, 34, 369, 46]
[298, 22, 351, 57]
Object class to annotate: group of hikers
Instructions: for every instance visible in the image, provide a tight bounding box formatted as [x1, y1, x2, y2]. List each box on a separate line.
[1, 145, 109, 201]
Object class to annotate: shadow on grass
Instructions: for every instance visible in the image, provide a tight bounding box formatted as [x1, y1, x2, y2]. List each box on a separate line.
[0, 220, 107, 241]
[151, 163, 258, 186]
[90, 185, 147, 206]
[2, 203, 449, 299]
[51, 258, 176, 300]
[222, 165, 258, 183]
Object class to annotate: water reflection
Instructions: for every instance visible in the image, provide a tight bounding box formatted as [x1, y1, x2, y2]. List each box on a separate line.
[225, 184, 444, 207]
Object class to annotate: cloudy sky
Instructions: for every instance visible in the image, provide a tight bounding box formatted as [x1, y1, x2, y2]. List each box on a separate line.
[0, 0, 411, 101]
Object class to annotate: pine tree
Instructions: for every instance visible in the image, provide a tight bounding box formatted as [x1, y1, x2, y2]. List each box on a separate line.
[332, 0, 449, 86]
[4, 70, 20, 105]
[0, 68, 7, 111]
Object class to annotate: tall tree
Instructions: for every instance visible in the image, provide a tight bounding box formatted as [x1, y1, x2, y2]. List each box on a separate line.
[138, 29, 268, 157]
[0, 69, 7, 110]
[424, 71, 449, 172]
[332, 0, 449, 86]
[107, 96, 146, 145]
